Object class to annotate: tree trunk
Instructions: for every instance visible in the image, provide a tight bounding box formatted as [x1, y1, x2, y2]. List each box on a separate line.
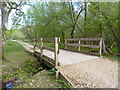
[0, 5, 2, 60]
[84, 1, 87, 31]
[70, 7, 84, 38]
[1, 2, 8, 60]
[62, 31, 65, 43]
[71, 26, 75, 38]
[109, 23, 120, 55]
[99, 3, 107, 54]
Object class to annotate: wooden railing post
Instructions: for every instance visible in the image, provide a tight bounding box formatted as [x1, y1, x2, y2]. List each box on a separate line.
[41, 38, 43, 57]
[33, 38, 36, 52]
[78, 40, 80, 51]
[55, 37, 58, 67]
[65, 40, 67, 49]
[99, 38, 102, 57]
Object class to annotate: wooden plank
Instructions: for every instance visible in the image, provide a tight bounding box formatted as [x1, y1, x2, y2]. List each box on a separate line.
[42, 57, 55, 68]
[43, 46, 55, 52]
[65, 40, 67, 49]
[57, 70, 75, 88]
[42, 55, 55, 64]
[55, 37, 59, 67]
[65, 38, 101, 41]
[80, 38, 101, 41]
[80, 44, 100, 48]
[41, 38, 43, 57]
[43, 38, 54, 43]
[78, 40, 80, 51]
[42, 57, 55, 66]
[64, 43, 100, 48]
[34, 52, 55, 67]
[65, 38, 79, 41]
[99, 38, 102, 57]
[63, 48, 100, 57]
[42, 46, 59, 54]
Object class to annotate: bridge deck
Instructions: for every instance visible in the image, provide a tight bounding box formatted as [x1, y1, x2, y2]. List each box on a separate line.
[43, 49, 99, 66]
[17, 41, 99, 66]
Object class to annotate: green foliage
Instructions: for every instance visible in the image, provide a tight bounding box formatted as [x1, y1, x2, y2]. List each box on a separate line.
[6, 59, 43, 83]
[12, 30, 25, 40]
[49, 68, 57, 75]
[58, 80, 73, 88]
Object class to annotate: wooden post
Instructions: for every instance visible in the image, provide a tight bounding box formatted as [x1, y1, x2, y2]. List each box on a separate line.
[55, 37, 58, 67]
[33, 38, 36, 52]
[78, 40, 80, 51]
[65, 40, 67, 49]
[58, 37, 60, 42]
[56, 71, 59, 79]
[99, 38, 102, 57]
[41, 38, 43, 58]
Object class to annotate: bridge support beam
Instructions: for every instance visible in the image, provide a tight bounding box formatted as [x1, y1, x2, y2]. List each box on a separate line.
[65, 40, 67, 49]
[55, 37, 59, 67]
[78, 40, 80, 51]
[56, 71, 60, 79]
[99, 38, 102, 57]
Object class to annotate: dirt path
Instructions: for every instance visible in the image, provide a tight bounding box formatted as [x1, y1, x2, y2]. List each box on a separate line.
[58, 58, 118, 88]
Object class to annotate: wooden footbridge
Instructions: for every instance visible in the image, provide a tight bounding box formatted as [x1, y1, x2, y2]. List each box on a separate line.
[18, 37, 102, 87]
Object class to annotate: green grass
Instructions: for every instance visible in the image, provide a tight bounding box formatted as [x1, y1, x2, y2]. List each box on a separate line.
[103, 47, 119, 61]
[5, 40, 25, 53]
[2, 40, 35, 80]
[3, 40, 70, 88]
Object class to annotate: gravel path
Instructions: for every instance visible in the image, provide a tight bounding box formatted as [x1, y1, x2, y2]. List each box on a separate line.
[58, 58, 118, 88]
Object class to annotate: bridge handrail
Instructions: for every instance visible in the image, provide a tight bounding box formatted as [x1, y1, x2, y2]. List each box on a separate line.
[65, 38, 101, 41]
[64, 38, 102, 57]
[64, 43, 100, 48]
[33, 37, 60, 67]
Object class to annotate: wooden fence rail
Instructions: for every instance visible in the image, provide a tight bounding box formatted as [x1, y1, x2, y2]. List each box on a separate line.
[64, 38, 102, 57]
[65, 38, 101, 41]
[43, 46, 55, 52]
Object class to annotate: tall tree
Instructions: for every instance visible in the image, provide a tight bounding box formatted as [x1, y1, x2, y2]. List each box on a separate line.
[0, 3, 2, 60]
[0, 1, 26, 60]
[98, 2, 107, 54]
[84, 0, 87, 36]
[69, 2, 85, 38]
